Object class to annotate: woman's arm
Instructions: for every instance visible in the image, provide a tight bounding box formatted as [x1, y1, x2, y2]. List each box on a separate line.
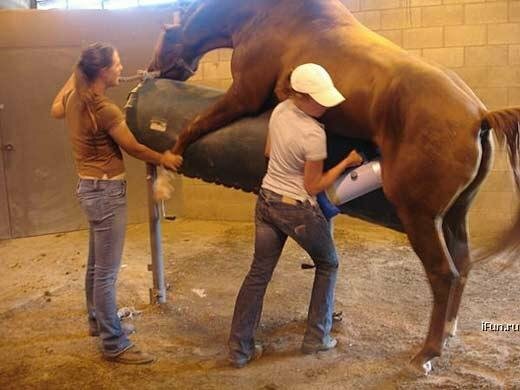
[50, 73, 75, 119]
[108, 121, 183, 170]
[304, 150, 363, 196]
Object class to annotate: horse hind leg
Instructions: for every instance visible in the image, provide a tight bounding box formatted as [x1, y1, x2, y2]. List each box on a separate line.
[441, 200, 470, 342]
[442, 131, 493, 341]
[397, 209, 460, 375]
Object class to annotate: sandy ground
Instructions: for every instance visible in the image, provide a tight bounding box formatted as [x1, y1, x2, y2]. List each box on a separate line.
[0, 216, 519, 389]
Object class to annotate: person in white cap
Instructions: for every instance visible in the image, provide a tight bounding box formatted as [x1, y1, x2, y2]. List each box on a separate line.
[228, 63, 363, 368]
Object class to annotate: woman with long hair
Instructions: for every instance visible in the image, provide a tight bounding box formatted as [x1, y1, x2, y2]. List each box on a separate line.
[51, 42, 181, 364]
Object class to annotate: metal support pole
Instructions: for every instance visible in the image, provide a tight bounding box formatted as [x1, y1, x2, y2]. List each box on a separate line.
[146, 163, 167, 304]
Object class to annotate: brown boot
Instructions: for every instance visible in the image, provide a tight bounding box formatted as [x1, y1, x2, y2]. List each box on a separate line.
[105, 345, 156, 365]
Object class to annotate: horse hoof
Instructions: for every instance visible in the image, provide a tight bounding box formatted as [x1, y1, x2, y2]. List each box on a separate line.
[422, 360, 432, 374]
[408, 358, 433, 376]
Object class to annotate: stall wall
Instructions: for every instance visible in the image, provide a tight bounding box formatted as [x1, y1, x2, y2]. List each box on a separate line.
[0, 8, 184, 238]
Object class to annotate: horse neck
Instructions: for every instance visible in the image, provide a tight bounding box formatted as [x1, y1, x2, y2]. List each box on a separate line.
[182, 0, 269, 57]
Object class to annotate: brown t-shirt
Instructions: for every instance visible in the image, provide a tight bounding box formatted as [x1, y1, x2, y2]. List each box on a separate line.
[64, 90, 125, 178]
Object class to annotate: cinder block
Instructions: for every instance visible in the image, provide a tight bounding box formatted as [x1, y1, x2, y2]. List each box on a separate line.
[473, 87, 509, 109]
[510, 45, 520, 65]
[183, 177, 205, 187]
[380, 8, 421, 30]
[183, 199, 255, 221]
[407, 48, 423, 57]
[471, 190, 513, 211]
[443, 0, 484, 4]
[202, 61, 232, 80]
[468, 210, 513, 240]
[200, 50, 219, 63]
[360, 0, 400, 11]
[510, 87, 520, 105]
[403, 27, 443, 48]
[376, 29, 403, 46]
[181, 180, 256, 222]
[509, 0, 520, 22]
[487, 67, 520, 87]
[340, 0, 361, 12]
[465, 2, 508, 24]
[480, 169, 515, 193]
[493, 147, 512, 170]
[488, 24, 520, 44]
[353, 10, 381, 29]
[421, 5, 463, 26]
[219, 79, 233, 90]
[188, 79, 223, 90]
[422, 47, 464, 67]
[218, 48, 233, 61]
[183, 183, 254, 205]
[453, 67, 488, 87]
[445, 25, 487, 46]
[189, 69, 203, 81]
[410, 0, 442, 6]
[465, 46, 509, 67]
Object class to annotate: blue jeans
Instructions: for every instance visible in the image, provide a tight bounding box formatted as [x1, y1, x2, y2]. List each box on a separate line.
[228, 188, 338, 362]
[76, 179, 132, 357]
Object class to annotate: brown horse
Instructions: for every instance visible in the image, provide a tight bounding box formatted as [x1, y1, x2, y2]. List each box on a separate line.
[147, 0, 520, 374]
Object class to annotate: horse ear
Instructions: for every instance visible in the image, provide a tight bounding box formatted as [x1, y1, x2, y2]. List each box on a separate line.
[173, 11, 182, 26]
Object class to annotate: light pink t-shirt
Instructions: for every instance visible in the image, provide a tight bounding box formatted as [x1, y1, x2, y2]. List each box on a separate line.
[262, 99, 327, 203]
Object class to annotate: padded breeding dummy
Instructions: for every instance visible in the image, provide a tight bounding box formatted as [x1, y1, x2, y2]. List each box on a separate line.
[125, 79, 402, 231]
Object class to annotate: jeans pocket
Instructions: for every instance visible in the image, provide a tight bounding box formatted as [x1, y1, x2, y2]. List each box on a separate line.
[106, 182, 127, 198]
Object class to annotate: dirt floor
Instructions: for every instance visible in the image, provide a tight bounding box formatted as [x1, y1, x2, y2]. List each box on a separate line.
[0, 216, 519, 389]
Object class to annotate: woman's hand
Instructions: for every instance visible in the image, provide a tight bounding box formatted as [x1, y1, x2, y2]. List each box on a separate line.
[160, 150, 183, 171]
[345, 150, 364, 167]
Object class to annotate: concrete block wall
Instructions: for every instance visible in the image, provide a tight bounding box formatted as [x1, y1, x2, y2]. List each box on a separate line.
[181, 1, 519, 239]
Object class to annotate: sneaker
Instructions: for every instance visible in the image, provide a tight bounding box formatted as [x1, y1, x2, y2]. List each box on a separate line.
[301, 337, 338, 354]
[105, 345, 156, 365]
[229, 343, 263, 368]
[89, 322, 136, 337]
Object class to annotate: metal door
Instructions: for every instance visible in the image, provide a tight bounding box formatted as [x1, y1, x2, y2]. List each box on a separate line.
[0, 46, 86, 238]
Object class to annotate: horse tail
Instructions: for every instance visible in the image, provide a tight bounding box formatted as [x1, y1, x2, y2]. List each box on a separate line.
[476, 107, 520, 265]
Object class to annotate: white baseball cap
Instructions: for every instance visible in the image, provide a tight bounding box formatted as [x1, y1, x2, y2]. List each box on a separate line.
[290, 63, 346, 107]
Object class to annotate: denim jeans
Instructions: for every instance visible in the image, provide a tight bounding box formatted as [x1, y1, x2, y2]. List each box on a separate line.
[76, 179, 132, 357]
[228, 188, 338, 362]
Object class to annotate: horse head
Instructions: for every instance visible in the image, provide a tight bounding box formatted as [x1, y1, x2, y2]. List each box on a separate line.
[148, 10, 201, 81]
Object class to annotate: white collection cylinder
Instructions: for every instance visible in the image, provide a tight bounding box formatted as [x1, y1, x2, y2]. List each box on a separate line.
[325, 160, 382, 205]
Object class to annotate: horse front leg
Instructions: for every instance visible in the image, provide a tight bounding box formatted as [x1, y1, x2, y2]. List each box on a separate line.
[397, 209, 460, 375]
[171, 80, 271, 156]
